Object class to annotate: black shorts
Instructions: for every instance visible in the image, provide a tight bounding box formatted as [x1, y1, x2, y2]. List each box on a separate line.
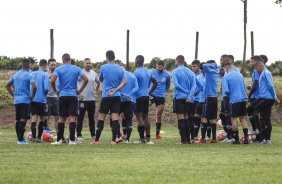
[99, 96, 121, 114]
[46, 97, 59, 116]
[59, 96, 78, 117]
[15, 103, 30, 121]
[150, 95, 165, 106]
[135, 96, 149, 113]
[188, 101, 198, 116]
[202, 97, 218, 120]
[30, 102, 46, 116]
[230, 101, 247, 117]
[195, 102, 204, 115]
[250, 98, 275, 115]
[173, 99, 189, 114]
[120, 101, 134, 118]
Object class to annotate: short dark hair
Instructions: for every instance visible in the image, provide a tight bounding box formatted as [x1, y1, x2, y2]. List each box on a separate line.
[250, 55, 262, 62]
[28, 58, 35, 64]
[84, 58, 91, 61]
[199, 62, 205, 70]
[71, 59, 75, 65]
[48, 58, 56, 65]
[259, 55, 268, 64]
[228, 55, 234, 60]
[176, 55, 185, 63]
[22, 59, 31, 68]
[207, 60, 216, 64]
[62, 53, 71, 62]
[39, 59, 47, 66]
[221, 54, 229, 58]
[157, 60, 164, 66]
[106, 50, 115, 61]
[191, 59, 200, 66]
[136, 55, 145, 65]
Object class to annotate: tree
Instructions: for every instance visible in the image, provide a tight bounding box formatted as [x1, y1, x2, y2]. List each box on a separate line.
[241, 0, 247, 75]
[275, 0, 282, 5]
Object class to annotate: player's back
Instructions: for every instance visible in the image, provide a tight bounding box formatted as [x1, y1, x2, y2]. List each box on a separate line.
[31, 70, 49, 103]
[134, 66, 153, 99]
[203, 63, 220, 96]
[100, 62, 125, 98]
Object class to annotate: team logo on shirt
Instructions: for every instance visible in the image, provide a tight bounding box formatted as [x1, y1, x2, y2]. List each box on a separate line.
[80, 103, 84, 108]
[161, 78, 166, 83]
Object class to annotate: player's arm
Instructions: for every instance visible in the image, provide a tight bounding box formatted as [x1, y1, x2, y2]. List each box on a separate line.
[30, 82, 37, 100]
[128, 77, 139, 96]
[165, 73, 171, 91]
[222, 77, 230, 96]
[44, 75, 49, 96]
[107, 78, 127, 96]
[5, 81, 14, 97]
[51, 74, 59, 93]
[77, 74, 89, 94]
[95, 81, 100, 92]
[149, 77, 158, 96]
[194, 77, 203, 96]
[248, 80, 258, 99]
[188, 75, 196, 101]
[265, 73, 277, 99]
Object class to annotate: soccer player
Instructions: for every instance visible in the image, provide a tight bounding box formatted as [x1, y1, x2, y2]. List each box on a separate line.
[30, 59, 49, 142]
[46, 59, 59, 132]
[51, 53, 88, 145]
[6, 59, 37, 144]
[200, 60, 220, 143]
[149, 60, 170, 139]
[223, 62, 249, 144]
[76, 58, 100, 141]
[247, 61, 280, 144]
[190, 60, 204, 142]
[93, 50, 126, 145]
[172, 55, 196, 144]
[194, 62, 206, 141]
[120, 67, 139, 143]
[134, 55, 158, 144]
[247, 55, 262, 135]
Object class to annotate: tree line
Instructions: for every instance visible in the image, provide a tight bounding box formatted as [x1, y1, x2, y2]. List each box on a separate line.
[0, 56, 282, 76]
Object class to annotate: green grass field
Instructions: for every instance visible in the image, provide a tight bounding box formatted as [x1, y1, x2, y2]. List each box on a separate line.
[0, 124, 282, 184]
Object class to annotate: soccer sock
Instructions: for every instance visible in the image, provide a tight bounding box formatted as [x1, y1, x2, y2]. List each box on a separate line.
[146, 134, 151, 142]
[38, 121, 44, 139]
[243, 128, 248, 143]
[207, 124, 211, 138]
[111, 120, 119, 141]
[18, 121, 27, 141]
[219, 113, 227, 132]
[15, 121, 20, 140]
[126, 118, 133, 141]
[138, 125, 145, 139]
[189, 118, 194, 140]
[69, 122, 76, 141]
[260, 117, 266, 141]
[264, 118, 272, 141]
[31, 122, 37, 139]
[194, 117, 201, 138]
[44, 117, 48, 127]
[95, 120, 104, 141]
[57, 123, 64, 141]
[178, 119, 186, 143]
[89, 120, 95, 137]
[109, 119, 112, 129]
[184, 119, 190, 142]
[226, 125, 233, 139]
[201, 123, 207, 140]
[211, 124, 216, 140]
[225, 115, 231, 133]
[249, 116, 257, 131]
[233, 130, 239, 141]
[156, 122, 162, 136]
[254, 115, 261, 141]
[122, 119, 127, 136]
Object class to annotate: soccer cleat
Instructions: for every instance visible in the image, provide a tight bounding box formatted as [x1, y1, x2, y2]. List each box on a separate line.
[261, 139, 266, 144]
[262, 140, 272, 144]
[77, 136, 83, 141]
[51, 139, 63, 145]
[221, 138, 231, 143]
[91, 141, 100, 145]
[232, 140, 240, 144]
[115, 137, 123, 143]
[199, 138, 206, 143]
[205, 136, 210, 141]
[17, 140, 29, 145]
[146, 141, 154, 145]
[124, 140, 130, 144]
[32, 138, 42, 143]
[248, 129, 259, 135]
[68, 140, 77, 145]
[155, 135, 163, 139]
[251, 140, 261, 144]
[230, 138, 235, 143]
[111, 141, 117, 145]
[43, 127, 56, 133]
[209, 140, 217, 143]
[134, 139, 147, 144]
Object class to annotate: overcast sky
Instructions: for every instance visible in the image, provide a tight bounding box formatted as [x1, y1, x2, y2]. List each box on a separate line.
[0, 0, 281, 64]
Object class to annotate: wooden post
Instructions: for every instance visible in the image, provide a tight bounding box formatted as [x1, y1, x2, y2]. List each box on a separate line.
[250, 31, 254, 56]
[195, 32, 199, 59]
[50, 29, 54, 59]
[241, 0, 247, 75]
[126, 30, 130, 71]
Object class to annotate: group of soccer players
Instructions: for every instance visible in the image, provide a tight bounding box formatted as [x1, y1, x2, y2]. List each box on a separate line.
[6, 51, 279, 145]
